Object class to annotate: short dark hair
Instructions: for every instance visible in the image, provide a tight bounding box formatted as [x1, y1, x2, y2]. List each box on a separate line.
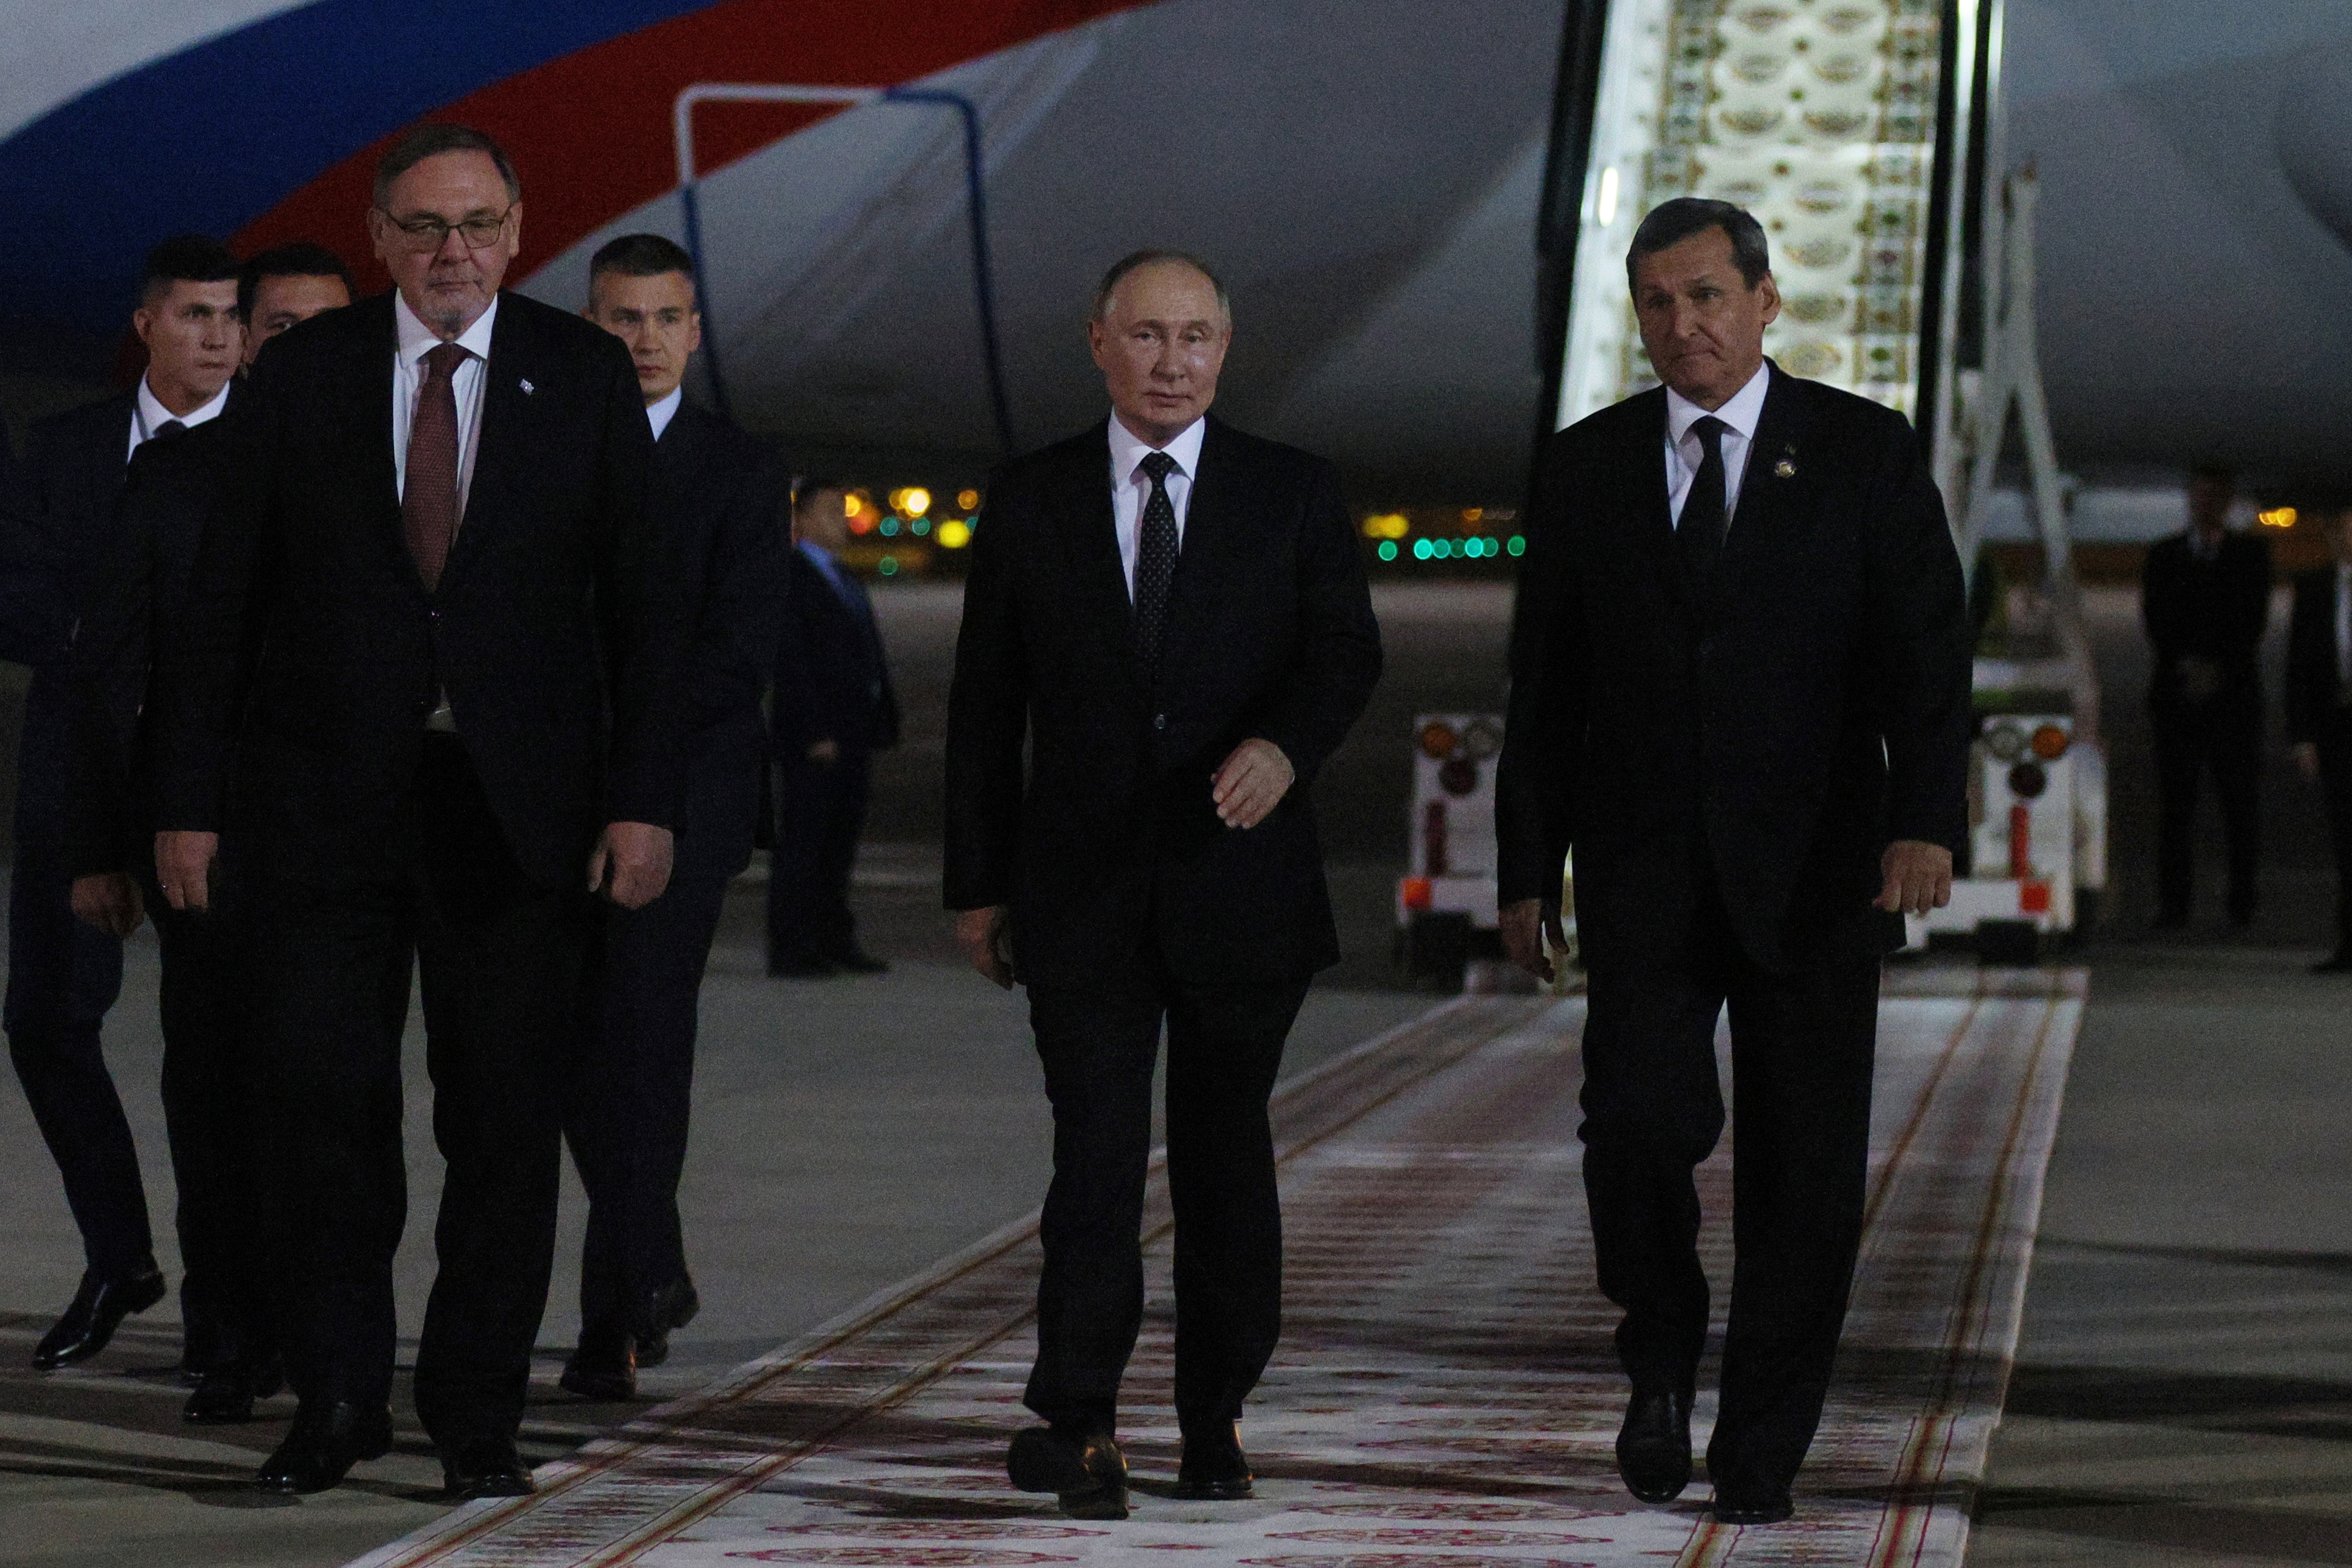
[1626, 197, 1772, 292]
[1090, 248, 1231, 324]
[373, 123, 520, 207]
[142, 234, 240, 305]
[237, 241, 354, 321]
[591, 233, 696, 283]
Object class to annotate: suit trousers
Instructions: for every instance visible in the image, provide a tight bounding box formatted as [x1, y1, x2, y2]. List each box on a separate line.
[6, 736, 141, 1278]
[145, 884, 272, 1369]
[2151, 693, 2261, 919]
[766, 753, 868, 966]
[2318, 719, 2352, 955]
[564, 861, 732, 1332]
[1578, 871, 1879, 1496]
[1023, 950, 1308, 1438]
[242, 734, 594, 1441]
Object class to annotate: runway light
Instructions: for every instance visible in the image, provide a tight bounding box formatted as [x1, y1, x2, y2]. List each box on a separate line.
[1377, 540, 1398, 561]
[877, 555, 899, 577]
[1507, 535, 1526, 556]
[1462, 507, 1484, 524]
[842, 494, 865, 518]
[911, 518, 932, 536]
[956, 488, 980, 511]
[879, 518, 900, 537]
[2259, 506, 2298, 529]
[902, 487, 932, 517]
[936, 519, 972, 548]
[1362, 512, 1410, 540]
[1413, 538, 1434, 561]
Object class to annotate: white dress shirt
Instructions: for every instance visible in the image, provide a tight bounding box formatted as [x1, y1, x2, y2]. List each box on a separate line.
[392, 292, 497, 519]
[646, 386, 683, 442]
[127, 373, 232, 463]
[1663, 360, 1771, 528]
[1108, 414, 1207, 600]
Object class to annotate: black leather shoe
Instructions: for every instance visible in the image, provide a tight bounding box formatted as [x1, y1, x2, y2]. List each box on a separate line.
[441, 1434, 536, 1501]
[631, 1276, 701, 1369]
[560, 1323, 636, 1400]
[1007, 1425, 1128, 1520]
[1712, 1490, 1794, 1525]
[184, 1354, 285, 1424]
[1615, 1388, 1693, 1503]
[833, 949, 890, 974]
[33, 1264, 166, 1370]
[1173, 1420, 1254, 1500]
[254, 1400, 393, 1494]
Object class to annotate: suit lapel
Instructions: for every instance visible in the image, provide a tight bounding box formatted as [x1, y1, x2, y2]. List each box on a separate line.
[1618, 387, 1685, 605]
[1055, 423, 1140, 676]
[355, 298, 404, 559]
[1719, 360, 1813, 577]
[1155, 417, 1239, 675]
[453, 300, 531, 575]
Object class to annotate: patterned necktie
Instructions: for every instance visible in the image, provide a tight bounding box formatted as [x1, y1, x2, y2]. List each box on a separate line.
[1678, 415, 1728, 579]
[1133, 450, 1181, 667]
[404, 341, 469, 591]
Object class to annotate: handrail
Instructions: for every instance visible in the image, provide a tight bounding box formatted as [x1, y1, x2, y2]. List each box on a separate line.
[670, 82, 1017, 454]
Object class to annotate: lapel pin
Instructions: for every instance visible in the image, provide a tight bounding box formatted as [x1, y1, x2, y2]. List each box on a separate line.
[519, 378, 535, 395]
[1773, 453, 1796, 480]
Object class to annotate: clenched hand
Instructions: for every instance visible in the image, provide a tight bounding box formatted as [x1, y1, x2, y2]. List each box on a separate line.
[589, 821, 675, 909]
[1875, 839, 1954, 917]
[1211, 739, 1294, 829]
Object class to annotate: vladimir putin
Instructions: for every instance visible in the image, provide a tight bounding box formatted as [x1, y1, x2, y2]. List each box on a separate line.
[154, 125, 685, 1498]
[1496, 198, 1970, 1523]
[946, 251, 1381, 1519]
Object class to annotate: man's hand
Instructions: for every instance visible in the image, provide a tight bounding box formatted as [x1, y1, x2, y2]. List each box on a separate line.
[1211, 739, 1295, 829]
[71, 873, 145, 938]
[2295, 740, 2322, 781]
[155, 831, 219, 912]
[589, 821, 675, 910]
[955, 905, 1015, 989]
[1876, 839, 1954, 917]
[808, 738, 841, 765]
[1501, 897, 1569, 983]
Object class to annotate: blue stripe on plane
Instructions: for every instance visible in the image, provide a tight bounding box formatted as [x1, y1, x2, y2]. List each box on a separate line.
[0, 0, 712, 334]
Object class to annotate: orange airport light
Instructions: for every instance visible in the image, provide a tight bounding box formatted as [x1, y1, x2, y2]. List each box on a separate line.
[2259, 507, 2297, 529]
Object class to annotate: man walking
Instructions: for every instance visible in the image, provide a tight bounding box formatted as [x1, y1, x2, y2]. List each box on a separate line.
[154, 125, 686, 1498]
[2287, 506, 2352, 970]
[768, 477, 899, 978]
[561, 233, 786, 1400]
[1496, 198, 1970, 1524]
[6, 235, 242, 1375]
[2143, 464, 2270, 929]
[946, 250, 1381, 1520]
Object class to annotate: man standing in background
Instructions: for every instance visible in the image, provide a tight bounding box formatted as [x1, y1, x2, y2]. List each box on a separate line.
[768, 478, 898, 978]
[237, 242, 354, 364]
[6, 236, 241, 1376]
[562, 233, 786, 1401]
[2286, 506, 2352, 969]
[2142, 464, 2270, 930]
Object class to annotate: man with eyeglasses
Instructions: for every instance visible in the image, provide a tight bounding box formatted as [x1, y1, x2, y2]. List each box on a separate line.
[152, 124, 688, 1500]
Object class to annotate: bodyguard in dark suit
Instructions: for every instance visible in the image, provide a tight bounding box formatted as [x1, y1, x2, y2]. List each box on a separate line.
[2142, 465, 2270, 928]
[64, 241, 353, 1422]
[768, 479, 900, 977]
[1496, 200, 1970, 1524]
[2287, 508, 2352, 969]
[946, 251, 1381, 1519]
[152, 126, 687, 1499]
[4, 236, 243, 1375]
[559, 234, 786, 1401]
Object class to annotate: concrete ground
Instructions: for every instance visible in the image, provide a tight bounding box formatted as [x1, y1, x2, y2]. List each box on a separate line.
[0, 578, 2348, 1565]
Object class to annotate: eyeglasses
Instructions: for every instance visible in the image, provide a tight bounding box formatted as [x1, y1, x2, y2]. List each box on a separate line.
[377, 207, 513, 252]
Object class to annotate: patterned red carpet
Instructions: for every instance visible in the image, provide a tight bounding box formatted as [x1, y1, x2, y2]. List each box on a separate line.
[349, 968, 2081, 1568]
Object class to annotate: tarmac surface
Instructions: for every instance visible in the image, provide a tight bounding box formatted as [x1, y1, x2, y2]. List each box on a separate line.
[0, 579, 2345, 1565]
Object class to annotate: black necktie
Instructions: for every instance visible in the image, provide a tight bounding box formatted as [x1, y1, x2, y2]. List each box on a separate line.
[151, 418, 186, 443]
[1134, 450, 1180, 667]
[1679, 415, 1728, 577]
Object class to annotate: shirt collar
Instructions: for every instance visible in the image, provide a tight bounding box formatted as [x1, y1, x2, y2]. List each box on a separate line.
[1108, 412, 1208, 486]
[137, 373, 232, 436]
[646, 387, 684, 442]
[1664, 359, 1771, 448]
[394, 290, 498, 369]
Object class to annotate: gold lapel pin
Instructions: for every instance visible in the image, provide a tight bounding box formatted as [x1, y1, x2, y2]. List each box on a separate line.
[1773, 454, 1796, 480]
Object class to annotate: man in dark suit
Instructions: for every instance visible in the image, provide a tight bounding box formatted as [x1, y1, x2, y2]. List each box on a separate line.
[559, 233, 785, 1401]
[1496, 198, 1970, 1524]
[768, 478, 899, 978]
[64, 240, 355, 1422]
[152, 125, 685, 1499]
[2142, 464, 2270, 929]
[2287, 507, 2352, 969]
[3, 235, 242, 1377]
[946, 251, 1382, 1520]
[238, 242, 354, 365]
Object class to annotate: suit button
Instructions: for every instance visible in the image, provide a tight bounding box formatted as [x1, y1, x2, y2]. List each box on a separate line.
[1154, 713, 1167, 731]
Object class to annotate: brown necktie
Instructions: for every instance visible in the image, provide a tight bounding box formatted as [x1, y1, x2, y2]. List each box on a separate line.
[404, 341, 468, 591]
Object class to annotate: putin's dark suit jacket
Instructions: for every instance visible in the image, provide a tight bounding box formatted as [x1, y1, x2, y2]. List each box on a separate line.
[945, 416, 1383, 989]
[1496, 363, 1971, 971]
[653, 400, 788, 880]
[155, 292, 686, 882]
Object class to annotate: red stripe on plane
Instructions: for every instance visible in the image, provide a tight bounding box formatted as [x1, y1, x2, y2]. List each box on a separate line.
[233, 0, 1149, 295]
